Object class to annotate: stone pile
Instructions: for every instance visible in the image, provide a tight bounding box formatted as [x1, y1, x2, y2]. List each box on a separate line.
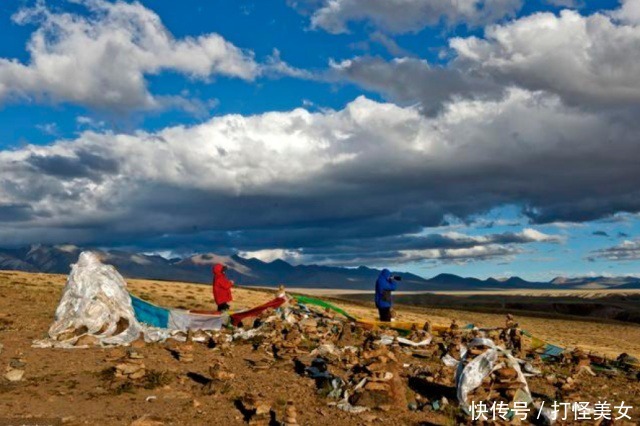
[203, 359, 235, 395]
[282, 401, 298, 426]
[114, 349, 146, 381]
[499, 314, 524, 356]
[4, 357, 26, 382]
[175, 343, 194, 363]
[461, 342, 529, 406]
[238, 393, 272, 426]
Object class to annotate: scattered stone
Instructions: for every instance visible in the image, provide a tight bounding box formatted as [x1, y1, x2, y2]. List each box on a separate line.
[176, 344, 194, 363]
[4, 368, 24, 382]
[9, 358, 26, 369]
[209, 361, 235, 381]
[131, 337, 146, 349]
[283, 400, 298, 426]
[130, 415, 164, 426]
[75, 334, 99, 347]
[238, 393, 272, 426]
[114, 350, 146, 380]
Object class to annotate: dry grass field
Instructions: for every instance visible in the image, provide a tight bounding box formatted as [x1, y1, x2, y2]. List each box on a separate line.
[1, 270, 640, 425]
[6, 270, 640, 359]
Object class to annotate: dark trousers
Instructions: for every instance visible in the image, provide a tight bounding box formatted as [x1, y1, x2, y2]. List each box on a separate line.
[378, 307, 391, 322]
[218, 303, 230, 312]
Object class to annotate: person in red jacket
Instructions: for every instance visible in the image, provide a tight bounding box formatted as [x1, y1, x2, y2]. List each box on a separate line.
[212, 263, 233, 311]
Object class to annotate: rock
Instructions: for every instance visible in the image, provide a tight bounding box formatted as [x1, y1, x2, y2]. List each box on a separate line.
[282, 400, 299, 426]
[361, 414, 378, 423]
[5, 368, 24, 382]
[127, 349, 145, 359]
[176, 344, 194, 363]
[75, 334, 99, 347]
[192, 399, 202, 408]
[239, 393, 272, 426]
[494, 367, 518, 380]
[209, 362, 235, 381]
[116, 362, 145, 376]
[130, 415, 164, 426]
[9, 358, 26, 369]
[162, 390, 192, 400]
[129, 369, 146, 380]
[131, 337, 146, 349]
[0, 342, 3, 354]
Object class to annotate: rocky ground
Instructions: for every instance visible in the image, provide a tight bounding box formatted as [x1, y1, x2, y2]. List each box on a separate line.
[1, 271, 640, 425]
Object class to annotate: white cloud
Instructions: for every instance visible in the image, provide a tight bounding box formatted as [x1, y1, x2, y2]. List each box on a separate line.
[545, 0, 581, 7]
[238, 248, 305, 264]
[450, 7, 640, 106]
[613, 0, 640, 24]
[391, 228, 561, 264]
[331, 2, 640, 115]
[0, 0, 259, 112]
[303, 0, 523, 34]
[1, 89, 628, 255]
[36, 122, 59, 136]
[400, 244, 522, 264]
[330, 56, 502, 113]
[589, 240, 640, 261]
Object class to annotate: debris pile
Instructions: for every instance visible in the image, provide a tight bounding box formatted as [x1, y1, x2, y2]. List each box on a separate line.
[175, 343, 194, 363]
[455, 337, 532, 417]
[42, 252, 146, 347]
[203, 359, 235, 395]
[283, 400, 298, 426]
[114, 350, 146, 381]
[32, 252, 640, 424]
[238, 393, 272, 426]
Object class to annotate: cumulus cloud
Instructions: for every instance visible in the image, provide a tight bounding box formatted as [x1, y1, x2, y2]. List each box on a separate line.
[331, 2, 640, 114]
[450, 7, 640, 107]
[0, 0, 259, 112]
[292, 0, 523, 34]
[589, 240, 640, 261]
[613, 0, 640, 24]
[1, 90, 630, 264]
[330, 56, 502, 113]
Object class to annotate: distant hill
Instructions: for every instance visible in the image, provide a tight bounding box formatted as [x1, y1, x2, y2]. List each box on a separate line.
[1, 244, 639, 291]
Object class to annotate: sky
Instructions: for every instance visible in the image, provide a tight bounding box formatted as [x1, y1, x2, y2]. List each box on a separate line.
[1, 0, 640, 281]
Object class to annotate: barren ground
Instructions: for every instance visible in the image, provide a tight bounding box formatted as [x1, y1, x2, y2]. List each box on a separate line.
[1, 270, 639, 425]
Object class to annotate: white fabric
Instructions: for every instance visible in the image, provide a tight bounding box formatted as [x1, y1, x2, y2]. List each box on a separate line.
[34, 251, 170, 348]
[167, 309, 227, 331]
[455, 338, 531, 412]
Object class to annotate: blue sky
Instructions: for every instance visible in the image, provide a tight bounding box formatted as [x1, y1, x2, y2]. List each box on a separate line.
[0, 0, 639, 281]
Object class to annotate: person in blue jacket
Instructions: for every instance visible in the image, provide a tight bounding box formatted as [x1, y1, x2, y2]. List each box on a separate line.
[375, 268, 399, 322]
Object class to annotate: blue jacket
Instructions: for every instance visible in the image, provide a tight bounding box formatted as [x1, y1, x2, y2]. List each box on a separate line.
[375, 269, 397, 309]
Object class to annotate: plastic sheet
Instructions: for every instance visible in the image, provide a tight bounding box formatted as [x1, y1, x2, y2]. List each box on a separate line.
[377, 334, 432, 347]
[455, 338, 532, 413]
[33, 251, 171, 348]
[167, 309, 227, 332]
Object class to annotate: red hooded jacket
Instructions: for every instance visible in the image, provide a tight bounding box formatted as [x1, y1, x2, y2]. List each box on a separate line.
[212, 264, 233, 305]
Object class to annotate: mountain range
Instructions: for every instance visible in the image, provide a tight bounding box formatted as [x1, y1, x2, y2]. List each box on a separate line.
[1, 244, 639, 291]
